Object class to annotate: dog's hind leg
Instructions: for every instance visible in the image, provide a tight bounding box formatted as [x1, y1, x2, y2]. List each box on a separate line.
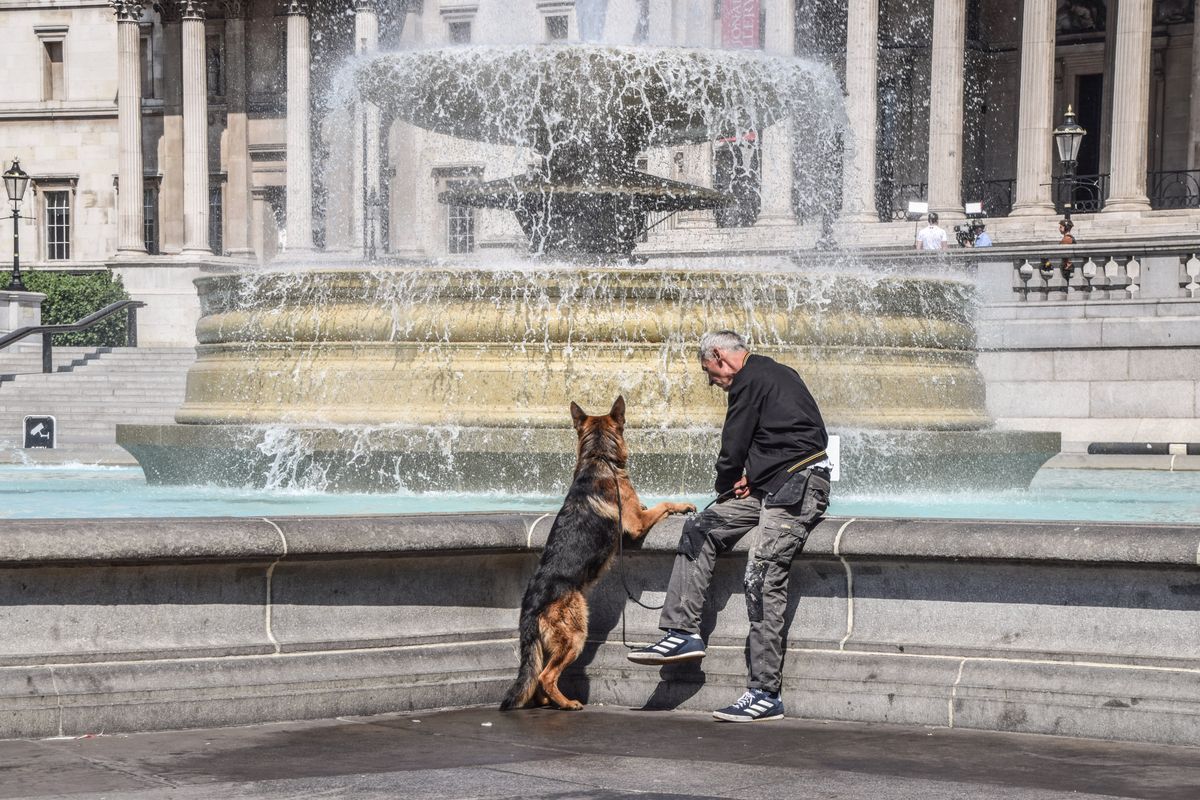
[537, 591, 588, 710]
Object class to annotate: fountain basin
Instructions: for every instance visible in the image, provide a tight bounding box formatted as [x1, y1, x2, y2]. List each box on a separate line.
[175, 266, 989, 429]
[115, 263, 1057, 492]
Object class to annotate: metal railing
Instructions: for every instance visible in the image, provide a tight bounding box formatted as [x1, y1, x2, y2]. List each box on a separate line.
[1052, 173, 1109, 214]
[883, 182, 927, 221]
[963, 178, 1016, 218]
[877, 170, 1200, 220]
[1148, 169, 1200, 210]
[0, 300, 145, 373]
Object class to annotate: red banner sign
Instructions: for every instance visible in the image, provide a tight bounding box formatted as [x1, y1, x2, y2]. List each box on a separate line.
[721, 0, 761, 50]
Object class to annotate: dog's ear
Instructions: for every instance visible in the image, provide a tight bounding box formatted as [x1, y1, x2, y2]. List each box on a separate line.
[609, 395, 625, 427]
[570, 401, 587, 430]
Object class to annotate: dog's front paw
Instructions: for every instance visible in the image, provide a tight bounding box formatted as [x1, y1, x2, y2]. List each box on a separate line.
[671, 503, 697, 515]
[560, 699, 584, 711]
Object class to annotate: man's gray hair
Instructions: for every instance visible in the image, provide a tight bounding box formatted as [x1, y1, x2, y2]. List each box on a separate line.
[698, 330, 748, 362]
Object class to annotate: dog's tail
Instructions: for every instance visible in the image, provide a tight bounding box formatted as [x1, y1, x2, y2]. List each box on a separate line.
[496, 578, 556, 710]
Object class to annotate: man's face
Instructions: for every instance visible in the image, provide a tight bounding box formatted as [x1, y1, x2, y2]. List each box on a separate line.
[700, 350, 740, 392]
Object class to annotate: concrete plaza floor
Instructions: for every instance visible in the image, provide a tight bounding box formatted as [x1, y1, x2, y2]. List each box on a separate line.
[1, 706, 1198, 799]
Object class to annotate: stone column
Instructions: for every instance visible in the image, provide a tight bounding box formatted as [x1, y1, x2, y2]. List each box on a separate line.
[179, 0, 209, 254]
[114, 1, 147, 256]
[1009, 0, 1057, 216]
[758, 0, 795, 224]
[286, 1, 314, 252]
[1105, 0, 1153, 212]
[1189, 0, 1200, 170]
[222, 1, 253, 256]
[926, 0, 967, 218]
[159, 5, 184, 253]
[353, 0, 380, 258]
[841, 0, 879, 222]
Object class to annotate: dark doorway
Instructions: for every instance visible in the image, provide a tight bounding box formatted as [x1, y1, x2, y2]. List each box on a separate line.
[1075, 74, 1104, 176]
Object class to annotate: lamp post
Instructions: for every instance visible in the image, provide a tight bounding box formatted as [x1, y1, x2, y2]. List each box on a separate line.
[1053, 105, 1087, 223]
[3, 159, 31, 292]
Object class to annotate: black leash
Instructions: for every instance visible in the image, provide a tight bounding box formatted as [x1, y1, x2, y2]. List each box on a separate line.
[610, 464, 724, 649]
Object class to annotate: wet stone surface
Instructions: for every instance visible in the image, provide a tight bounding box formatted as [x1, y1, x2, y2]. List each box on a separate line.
[1, 706, 1198, 799]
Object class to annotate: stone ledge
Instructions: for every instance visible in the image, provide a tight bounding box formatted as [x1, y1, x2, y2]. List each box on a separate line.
[0, 515, 1197, 745]
[3, 514, 1198, 568]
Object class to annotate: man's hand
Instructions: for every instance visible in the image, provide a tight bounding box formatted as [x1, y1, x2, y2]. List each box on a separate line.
[732, 475, 751, 499]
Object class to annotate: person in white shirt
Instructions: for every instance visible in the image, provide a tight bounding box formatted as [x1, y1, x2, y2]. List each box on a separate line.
[914, 213, 948, 251]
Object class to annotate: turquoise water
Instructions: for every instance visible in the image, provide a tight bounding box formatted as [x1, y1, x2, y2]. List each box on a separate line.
[1, 465, 1198, 523]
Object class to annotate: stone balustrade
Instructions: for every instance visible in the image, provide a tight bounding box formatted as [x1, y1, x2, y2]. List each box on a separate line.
[1002, 246, 1200, 303]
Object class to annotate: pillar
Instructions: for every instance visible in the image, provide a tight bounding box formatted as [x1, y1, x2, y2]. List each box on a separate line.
[179, 0, 209, 254]
[926, 0, 967, 218]
[222, 1, 253, 256]
[841, 0, 879, 222]
[286, 1, 314, 252]
[353, 0, 380, 258]
[159, 5, 184, 253]
[758, 0, 795, 224]
[1189, 0, 1200, 170]
[1105, 0, 1153, 212]
[1010, 0, 1057, 216]
[114, 1, 147, 256]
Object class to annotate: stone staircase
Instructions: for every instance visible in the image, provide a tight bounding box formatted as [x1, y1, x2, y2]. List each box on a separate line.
[0, 346, 195, 465]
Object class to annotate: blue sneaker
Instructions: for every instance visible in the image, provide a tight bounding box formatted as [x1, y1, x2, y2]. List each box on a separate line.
[712, 689, 784, 722]
[626, 630, 705, 665]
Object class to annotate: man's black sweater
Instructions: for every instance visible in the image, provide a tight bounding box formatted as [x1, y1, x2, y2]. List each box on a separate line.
[713, 354, 828, 495]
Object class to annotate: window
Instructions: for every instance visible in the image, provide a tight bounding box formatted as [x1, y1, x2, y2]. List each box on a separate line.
[43, 41, 65, 100]
[45, 191, 71, 260]
[143, 184, 160, 255]
[545, 15, 569, 41]
[446, 179, 475, 254]
[209, 182, 224, 255]
[206, 34, 224, 98]
[448, 20, 472, 44]
[140, 32, 155, 99]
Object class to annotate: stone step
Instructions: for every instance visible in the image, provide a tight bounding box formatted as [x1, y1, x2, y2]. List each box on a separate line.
[0, 347, 195, 452]
[2, 385, 188, 394]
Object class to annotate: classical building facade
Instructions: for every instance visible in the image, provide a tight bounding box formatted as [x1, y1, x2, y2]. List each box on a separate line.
[1, 0, 1198, 342]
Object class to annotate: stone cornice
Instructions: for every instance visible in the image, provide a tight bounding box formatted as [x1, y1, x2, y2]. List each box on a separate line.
[109, 0, 144, 21]
[221, 0, 249, 18]
[284, 0, 309, 15]
[354, 0, 378, 10]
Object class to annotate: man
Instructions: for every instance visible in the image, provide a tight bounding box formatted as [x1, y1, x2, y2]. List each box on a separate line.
[972, 223, 993, 247]
[628, 331, 831, 722]
[914, 212, 948, 250]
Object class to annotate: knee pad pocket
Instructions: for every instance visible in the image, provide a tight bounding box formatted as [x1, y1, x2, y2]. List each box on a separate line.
[676, 512, 727, 560]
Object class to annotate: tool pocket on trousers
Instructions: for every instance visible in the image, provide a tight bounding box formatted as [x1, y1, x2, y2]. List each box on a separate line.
[763, 469, 808, 509]
[756, 516, 807, 565]
[797, 470, 831, 525]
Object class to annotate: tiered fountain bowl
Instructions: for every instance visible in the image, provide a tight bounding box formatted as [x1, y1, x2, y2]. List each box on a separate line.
[117, 45, 1058, 493]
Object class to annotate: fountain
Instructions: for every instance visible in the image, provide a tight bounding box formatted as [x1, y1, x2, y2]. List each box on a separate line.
[116, 44, 1058, 493]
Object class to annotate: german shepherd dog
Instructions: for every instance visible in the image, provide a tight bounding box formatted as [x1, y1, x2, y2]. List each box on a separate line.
[499, 396, 696, 711]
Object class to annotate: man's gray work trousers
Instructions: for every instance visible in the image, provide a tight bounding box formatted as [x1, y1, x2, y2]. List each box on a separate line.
[657, 469, 829, 694]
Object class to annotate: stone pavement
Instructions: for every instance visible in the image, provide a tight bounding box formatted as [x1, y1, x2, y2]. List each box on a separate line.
[1, 706, 1198, 799]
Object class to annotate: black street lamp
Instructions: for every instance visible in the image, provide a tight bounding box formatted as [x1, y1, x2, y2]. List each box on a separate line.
[1053, 105, 1087, 222]
[3, 158, 31, 292]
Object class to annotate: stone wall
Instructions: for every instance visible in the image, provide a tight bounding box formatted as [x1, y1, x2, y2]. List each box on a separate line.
[973, 245, 1200, 449]
[2, 513, 1196, 745]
